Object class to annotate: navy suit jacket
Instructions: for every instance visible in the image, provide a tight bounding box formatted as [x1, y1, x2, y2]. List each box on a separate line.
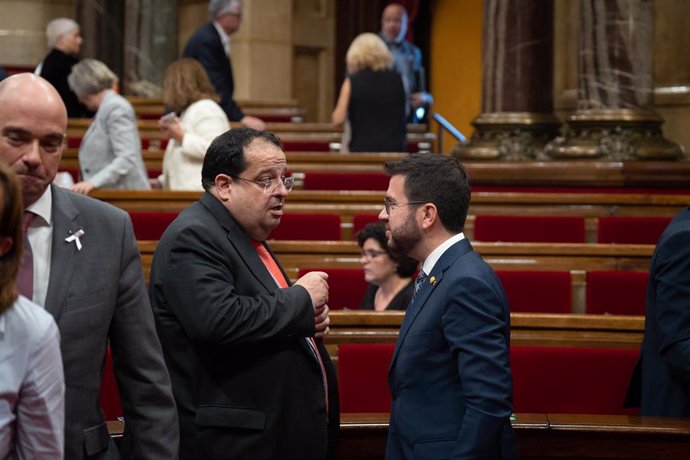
[636, 207, 690, 416]
[387, 238, 518, 460]
[183, 22, 244, 121]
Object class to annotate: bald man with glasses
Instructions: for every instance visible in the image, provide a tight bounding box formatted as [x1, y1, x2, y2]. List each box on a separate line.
[149, 127, 339, 460]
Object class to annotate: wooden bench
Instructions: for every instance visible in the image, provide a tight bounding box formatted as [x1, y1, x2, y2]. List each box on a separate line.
[337, 413, 690, 460]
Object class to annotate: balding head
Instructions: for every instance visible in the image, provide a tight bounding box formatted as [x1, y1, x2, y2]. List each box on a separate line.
[381, 3, 408, 43]
[0, 74, 68, 206]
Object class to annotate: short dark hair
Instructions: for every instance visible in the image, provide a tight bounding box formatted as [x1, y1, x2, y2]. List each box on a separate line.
[356, 220, 418, 278]
[201, 127, 282, 190]
[384, 153, 471, 233]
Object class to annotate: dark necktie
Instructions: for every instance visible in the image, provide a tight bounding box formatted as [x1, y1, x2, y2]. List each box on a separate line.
[17, 212, 35, 299]
[413, 270, 427, 297]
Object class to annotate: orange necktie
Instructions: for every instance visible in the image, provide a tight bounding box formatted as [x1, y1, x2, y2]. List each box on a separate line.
[252, 240, 329, 415]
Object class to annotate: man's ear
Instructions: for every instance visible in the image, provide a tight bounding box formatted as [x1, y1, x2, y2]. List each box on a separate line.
[0, 236, 13, 257]
[420, 203, 438, 230]
[214, 174, 232, 200]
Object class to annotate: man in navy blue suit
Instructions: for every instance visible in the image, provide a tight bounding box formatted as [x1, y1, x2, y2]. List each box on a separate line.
[183, 0, 265, 130]
[379, 154, 518, 459]
[628, 207, 690, 416]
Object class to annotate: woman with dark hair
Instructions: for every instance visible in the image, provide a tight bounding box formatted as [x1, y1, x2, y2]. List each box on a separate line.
[152, 58, 230, 190]
[0, 162, 64, 459]
[357, 221, 417, 311]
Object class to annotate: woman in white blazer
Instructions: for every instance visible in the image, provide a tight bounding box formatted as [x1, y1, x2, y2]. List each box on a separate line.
[67, 59, 150, 194]
[152, 59, 230, 191]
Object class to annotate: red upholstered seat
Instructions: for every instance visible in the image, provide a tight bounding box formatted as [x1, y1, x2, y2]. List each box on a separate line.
[496, 270, 572, 313]
[297, 268, 366, 310]
[268, 213, 341, 240]
[597, 216, 672, 244]
[100, 346, 122, 420]
[338, 343, 395, 413]
[586, 271, 648, 315]
[352, 214, 381, 237]
[302, 172, 390, 191]
[67, 137, 82, 148]
[511, 346, 639, 415]
[281, 140, 332, 152]
[128, 211, 178, 240]
[473, 215, 586, 243]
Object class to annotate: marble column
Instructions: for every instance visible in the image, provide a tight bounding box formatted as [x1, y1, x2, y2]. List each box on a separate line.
[123, 0, 177, 96]
[544, 0, 683, 160]
[454, 0, 560, 161]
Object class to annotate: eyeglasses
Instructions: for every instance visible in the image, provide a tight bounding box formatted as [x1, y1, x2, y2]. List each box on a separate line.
[232, 176, 295, 194]
[383, 197, 425, 214]
[360, 249, 387, 260]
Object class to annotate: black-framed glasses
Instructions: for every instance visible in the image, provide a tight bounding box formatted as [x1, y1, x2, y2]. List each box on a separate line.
[384, 197, 425, 214]
[360, 249, 387, 260]
[232, 176, 295, 194]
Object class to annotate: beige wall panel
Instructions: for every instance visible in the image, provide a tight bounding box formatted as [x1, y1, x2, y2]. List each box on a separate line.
[232, 41, 292, 100]
[0, 0, 75, 66]
[178, 0, 207, 56]
[292, 0, 333, 121]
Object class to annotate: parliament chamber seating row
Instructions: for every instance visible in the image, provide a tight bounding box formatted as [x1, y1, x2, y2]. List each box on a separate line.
[126, 208, 672, 245]
[337, 343, 639, 415]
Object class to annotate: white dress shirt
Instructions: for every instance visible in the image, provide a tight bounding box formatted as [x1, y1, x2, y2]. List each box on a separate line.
[213, 20, 231, 55]
[0, 296, 64, 459]
[421, 232, 466, 276]
[25, 187, 53, 308]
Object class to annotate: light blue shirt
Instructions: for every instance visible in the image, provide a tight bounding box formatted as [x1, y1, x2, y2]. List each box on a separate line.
[0, 296, 64, 459]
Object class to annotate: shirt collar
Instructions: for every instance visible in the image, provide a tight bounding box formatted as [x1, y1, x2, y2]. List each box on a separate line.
[422, 232, 465, 275]
[26, 185, 53, 227]
[213, 21, 230, 48]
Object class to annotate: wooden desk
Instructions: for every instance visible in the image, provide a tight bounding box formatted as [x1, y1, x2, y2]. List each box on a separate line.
[338, 413, 690, 460]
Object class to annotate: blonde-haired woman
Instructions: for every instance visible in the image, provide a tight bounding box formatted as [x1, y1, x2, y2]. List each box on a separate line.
[152, 58, 230, 190]
[332, 32, 406, 152]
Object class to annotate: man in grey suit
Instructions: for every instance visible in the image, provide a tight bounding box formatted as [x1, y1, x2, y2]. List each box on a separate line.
[0, 73, 179, 459]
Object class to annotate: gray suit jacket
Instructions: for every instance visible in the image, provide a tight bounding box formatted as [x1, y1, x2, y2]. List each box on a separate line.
[78, 90, 150, 190]
[46, 185, 178, 459]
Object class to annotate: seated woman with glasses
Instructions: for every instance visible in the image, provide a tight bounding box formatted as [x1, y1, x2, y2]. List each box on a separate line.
[357, 221, 418, 311]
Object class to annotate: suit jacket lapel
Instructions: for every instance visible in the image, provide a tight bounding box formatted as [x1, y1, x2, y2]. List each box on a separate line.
[45, 186, 82, 320]
[200, 193, 316, 359]
[389, 238, 474, 373]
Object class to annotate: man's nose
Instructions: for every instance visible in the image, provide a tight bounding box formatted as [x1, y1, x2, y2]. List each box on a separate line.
[379, 208, 389, 221]
[22, 140, 42, 165]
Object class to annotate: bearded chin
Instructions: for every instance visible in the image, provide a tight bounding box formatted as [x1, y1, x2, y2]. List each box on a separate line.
[389, 222, 421, 260]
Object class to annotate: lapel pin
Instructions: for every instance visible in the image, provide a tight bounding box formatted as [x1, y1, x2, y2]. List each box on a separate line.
[65, 229, 85, 251]
[429, 276, 436, 285]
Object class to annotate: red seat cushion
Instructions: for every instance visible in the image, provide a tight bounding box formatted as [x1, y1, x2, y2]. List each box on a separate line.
[302, 172, 390, 191]
[67, 137, 82, 148]
[268, 214, 341, 240]
[338, 343, 395, 413]
[473, 215, 586, 243]
[128, 211, 178, 240]
[497, 271, 572, 313]
[597, 216, 672, 244]
[511, 346, 639, 415]
[99, 346, 122, 420]
[297, 268, 366, 310]
[352, 214, 381, 237]
[282, 140, 332, 152]
[586, 271, 648, 315]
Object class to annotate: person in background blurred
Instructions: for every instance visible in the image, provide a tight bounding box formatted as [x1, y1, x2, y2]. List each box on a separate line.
[357, 221, 417, 311]
[152, 58, 230, 190]
[379, 3, 433, 123]
[67, 59, 150, 194]
[183, 0, 266, 130]
[38, 18, 88, 118]
[332, 33, 406, 153]
[0, 162, 64, 459]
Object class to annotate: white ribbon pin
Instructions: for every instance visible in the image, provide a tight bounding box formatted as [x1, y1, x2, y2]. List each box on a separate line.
[65, 229, 85, 251]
